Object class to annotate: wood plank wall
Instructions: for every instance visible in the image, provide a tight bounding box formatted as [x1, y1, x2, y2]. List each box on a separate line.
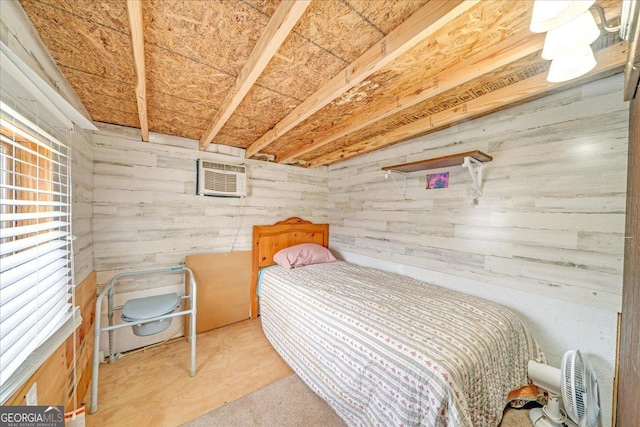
[92, 124, 328, 294]
[72, 126, 95, 282]
[616, 83, 640, 426]
[327, 74, 628, 426]
[92, 126, 327, 352]
[328, 74, 628, 313]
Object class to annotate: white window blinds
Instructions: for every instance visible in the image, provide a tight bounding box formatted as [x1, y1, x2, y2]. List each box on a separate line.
[0, 98, 74, 387]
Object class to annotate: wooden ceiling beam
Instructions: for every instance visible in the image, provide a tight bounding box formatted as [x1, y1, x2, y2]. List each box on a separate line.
[199, 0, 311, 151]
[277, 30, 545, 164]
[126, 0, 149, 142]
[245, 0, 479, 159]
[308, 42, 628, 167]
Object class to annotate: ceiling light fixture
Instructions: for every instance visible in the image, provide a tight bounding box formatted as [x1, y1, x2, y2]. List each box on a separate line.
[541, 11, 600, 60]
[547, 46, 597, 82]
[530, 0, 595, 33]
[530, 1, 621, 83]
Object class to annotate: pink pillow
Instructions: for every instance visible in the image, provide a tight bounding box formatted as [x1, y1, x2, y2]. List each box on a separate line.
[273, 243, 336, 269]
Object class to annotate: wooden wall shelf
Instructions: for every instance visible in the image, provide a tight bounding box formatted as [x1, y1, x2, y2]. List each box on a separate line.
[382, 150, 492, 173]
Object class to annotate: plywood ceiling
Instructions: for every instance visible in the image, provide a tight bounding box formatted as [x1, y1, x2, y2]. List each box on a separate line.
[20, 0, 627, 167]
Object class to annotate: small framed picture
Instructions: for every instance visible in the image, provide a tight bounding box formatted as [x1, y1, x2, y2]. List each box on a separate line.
[425, 172, 449, 189]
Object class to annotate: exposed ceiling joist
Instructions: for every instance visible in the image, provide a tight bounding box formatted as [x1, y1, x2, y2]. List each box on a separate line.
[308, 42, 628, 167]
[278, 30, 546, 164]
[199, 0, 311, 151]
[126, 0, 149, 142]
[22, 0, 624, 166]
[245, 0, 479, 159]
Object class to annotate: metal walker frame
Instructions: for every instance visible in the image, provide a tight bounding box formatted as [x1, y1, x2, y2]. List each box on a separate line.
[90, 265, 197, 413]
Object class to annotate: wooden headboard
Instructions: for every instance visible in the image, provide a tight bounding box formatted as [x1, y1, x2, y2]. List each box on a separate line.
[250, 217, 329, 318]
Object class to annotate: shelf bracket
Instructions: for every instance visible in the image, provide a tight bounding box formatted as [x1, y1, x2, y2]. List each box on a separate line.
[384, 169, 408, 199]
[462, 156, 483, 198]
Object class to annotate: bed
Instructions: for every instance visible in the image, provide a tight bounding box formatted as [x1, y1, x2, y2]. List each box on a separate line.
[251, 217, 543, 427]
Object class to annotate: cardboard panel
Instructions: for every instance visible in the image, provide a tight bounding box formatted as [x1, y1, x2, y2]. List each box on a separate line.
[185, 251, 251, 334]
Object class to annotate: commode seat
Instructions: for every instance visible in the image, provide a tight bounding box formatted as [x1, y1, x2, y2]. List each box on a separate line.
[121, 292, 180, 336]
[91, 265, 196, 414]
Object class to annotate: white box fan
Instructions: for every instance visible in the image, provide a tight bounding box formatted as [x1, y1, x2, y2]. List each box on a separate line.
[528, 350, 600, 427]
[197, 159, 247, 197]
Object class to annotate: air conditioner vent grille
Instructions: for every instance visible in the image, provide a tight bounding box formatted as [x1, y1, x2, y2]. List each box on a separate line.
[197, 159, 247, 197]
[201, 161, 245, 174]
[204, 169, 237, 193]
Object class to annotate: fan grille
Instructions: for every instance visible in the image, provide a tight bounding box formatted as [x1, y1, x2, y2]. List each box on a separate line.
[561, 350, 600, 427]
[204, 169, 237, 192]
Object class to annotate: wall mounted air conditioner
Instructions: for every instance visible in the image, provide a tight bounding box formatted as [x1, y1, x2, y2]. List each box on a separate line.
[197, 159, 247, 197]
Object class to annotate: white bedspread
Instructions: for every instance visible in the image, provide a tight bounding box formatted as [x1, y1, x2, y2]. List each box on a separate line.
[259, 261, 542, 427]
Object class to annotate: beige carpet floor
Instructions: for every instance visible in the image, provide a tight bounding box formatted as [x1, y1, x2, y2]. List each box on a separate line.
[181, 374, 534, 427]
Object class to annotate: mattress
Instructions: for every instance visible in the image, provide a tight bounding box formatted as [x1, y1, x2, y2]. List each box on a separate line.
[259, 261, 543, 427]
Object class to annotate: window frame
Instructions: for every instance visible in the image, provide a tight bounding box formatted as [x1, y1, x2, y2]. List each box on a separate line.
[0, 95, 79, 404]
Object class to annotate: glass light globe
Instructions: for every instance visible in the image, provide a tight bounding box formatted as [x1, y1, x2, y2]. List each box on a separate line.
[547, 46, 597, 82]
[530, 0, 596, 33]
[541, 11, 600, 60]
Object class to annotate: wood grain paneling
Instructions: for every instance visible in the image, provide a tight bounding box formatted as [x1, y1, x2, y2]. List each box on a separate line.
[92, 124, 327, 350]
[327, 75, 628, 426]
[72, 126, 95, 283]
[327, 74, 628, 312]
[93, 126, 327, 284]
[616, 85, 640, 426]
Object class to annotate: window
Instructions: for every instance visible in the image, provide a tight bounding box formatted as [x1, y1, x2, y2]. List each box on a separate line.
[0, 95, 75, 394]
[0, 38, 96, 402]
